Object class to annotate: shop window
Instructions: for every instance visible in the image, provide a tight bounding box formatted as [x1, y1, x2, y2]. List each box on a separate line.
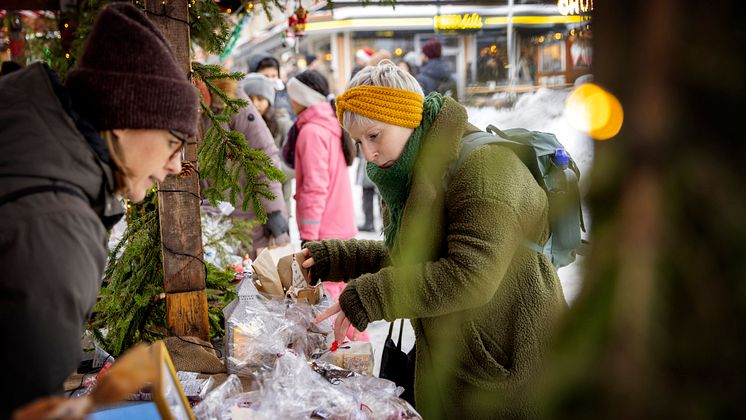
[539, 40, 565, 73]
[476, 35, 509, 85]
[570, 36, 592, 69]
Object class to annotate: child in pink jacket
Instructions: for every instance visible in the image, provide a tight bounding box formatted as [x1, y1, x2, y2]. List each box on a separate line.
[287, 70, 367, 341]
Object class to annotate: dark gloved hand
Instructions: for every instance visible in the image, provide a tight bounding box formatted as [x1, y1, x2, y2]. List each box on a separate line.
[264, 210, 290, 238]
[266, 211, 289, 238]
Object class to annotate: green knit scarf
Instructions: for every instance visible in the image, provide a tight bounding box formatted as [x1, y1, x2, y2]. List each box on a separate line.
[367, 92, 444, 251]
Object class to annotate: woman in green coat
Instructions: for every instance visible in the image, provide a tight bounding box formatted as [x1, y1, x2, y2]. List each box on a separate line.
[309, 60, 567, 419]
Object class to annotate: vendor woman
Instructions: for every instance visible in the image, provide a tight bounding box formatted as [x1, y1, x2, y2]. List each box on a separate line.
[0, 3, 199, 416]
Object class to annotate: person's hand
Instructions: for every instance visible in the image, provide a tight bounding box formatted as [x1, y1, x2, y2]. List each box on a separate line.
[314, 302, 362, 342]
[300, 247, 315, 270]
[266, 211, 289, 237]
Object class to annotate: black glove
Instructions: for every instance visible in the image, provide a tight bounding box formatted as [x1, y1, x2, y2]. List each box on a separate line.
[265, 211, 289, 238]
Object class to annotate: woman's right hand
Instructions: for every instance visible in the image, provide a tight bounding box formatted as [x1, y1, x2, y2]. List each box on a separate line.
[300, 247, 315, 269]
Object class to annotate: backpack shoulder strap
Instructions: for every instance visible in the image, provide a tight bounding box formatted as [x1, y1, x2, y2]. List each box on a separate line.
[447, 129, 550, 259]
[449, 129, 524, 181]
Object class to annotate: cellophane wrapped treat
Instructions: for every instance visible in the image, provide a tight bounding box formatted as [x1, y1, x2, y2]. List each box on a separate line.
[223, 278, 334, 377]
[318, 340, 375, 376]
[191, 374, 243, 420]
[226, 351, 422, 419]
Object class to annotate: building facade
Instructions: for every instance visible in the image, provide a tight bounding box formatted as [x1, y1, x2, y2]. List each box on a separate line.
[234, 0, 592, 97]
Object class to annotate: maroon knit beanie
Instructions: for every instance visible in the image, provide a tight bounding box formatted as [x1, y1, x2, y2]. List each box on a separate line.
[421, 38, 442, 59]
[66, 2, 199, 136]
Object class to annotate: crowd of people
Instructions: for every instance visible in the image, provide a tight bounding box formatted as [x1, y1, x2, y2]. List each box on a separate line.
[0, 4, 565, 417]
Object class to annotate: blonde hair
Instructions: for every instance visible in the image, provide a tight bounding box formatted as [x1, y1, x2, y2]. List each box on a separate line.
[101, 130, 130, 196]
[342, 59, 423, 131]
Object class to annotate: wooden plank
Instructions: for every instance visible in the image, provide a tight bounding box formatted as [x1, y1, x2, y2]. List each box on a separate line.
[144, 0, 209, 340]
[165, 290, 210, 341]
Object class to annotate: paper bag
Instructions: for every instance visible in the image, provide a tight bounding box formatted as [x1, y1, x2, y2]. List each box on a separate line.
[277, 252, 311, 292]
[251, 249, 285, 297]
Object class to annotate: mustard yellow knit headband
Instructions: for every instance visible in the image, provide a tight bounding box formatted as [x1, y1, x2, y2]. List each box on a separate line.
[336, 86, 424, 129]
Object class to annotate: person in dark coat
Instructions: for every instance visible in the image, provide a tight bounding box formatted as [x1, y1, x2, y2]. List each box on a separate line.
[0, 60, 21, 76]
[416, 38, 456, 97]
[0, 3, 199, 417]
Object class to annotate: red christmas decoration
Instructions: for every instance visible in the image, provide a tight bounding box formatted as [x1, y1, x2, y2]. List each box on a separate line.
[292, 6, 308, 38]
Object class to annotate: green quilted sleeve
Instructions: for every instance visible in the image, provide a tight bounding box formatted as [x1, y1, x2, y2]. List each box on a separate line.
[304, 239, 390, 284]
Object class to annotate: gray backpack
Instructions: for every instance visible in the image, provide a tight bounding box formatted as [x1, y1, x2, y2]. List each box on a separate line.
[448, 125, 586, 268]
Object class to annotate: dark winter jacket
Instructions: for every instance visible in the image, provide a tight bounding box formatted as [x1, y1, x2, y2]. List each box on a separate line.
[416, 58, 454, 95]
[0, 63, 124, 417]
[306, 97, 567, 418]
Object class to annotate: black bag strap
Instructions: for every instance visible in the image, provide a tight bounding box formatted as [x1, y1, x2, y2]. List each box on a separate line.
[386, 320, 405, 350]
[0, 184, 89, 208]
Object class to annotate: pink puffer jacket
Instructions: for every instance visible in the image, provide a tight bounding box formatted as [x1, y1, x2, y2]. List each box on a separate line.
[294, 102, 357, 241]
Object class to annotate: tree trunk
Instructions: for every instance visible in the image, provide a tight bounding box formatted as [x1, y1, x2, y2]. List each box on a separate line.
[537, 0, 746, 418]
[145, 0, 210, 342]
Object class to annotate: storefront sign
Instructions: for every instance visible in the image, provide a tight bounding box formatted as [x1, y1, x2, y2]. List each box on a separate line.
[557, 0, 594, 16]
[434, 13, 483, 31]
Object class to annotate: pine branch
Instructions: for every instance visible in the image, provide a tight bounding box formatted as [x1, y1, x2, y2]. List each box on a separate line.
[189, 0, 230, 54]
[193, 62, 285, 222]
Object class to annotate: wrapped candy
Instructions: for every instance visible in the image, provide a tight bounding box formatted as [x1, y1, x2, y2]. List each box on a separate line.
[223, 350, 422, 419]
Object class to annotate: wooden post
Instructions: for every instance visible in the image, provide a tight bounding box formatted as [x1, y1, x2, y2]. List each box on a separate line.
[145, 0, 210, 342]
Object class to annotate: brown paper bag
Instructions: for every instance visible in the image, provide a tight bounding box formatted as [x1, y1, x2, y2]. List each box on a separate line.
[296, 285, 321, 305]
[277, 252, 311, 292]
[251, 249, 285, 297]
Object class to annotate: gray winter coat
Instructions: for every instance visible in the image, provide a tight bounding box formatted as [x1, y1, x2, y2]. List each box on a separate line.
[416, 58, 454, 95]
[0, 63, 124, 417]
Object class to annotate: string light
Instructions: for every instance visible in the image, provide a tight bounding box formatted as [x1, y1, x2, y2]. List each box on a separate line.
[64, 23, 69, 28]
[65, 52, 70, 59]
[564, 83, 624, 141]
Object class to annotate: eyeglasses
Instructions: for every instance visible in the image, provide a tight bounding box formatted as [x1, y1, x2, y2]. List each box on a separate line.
[168, 130, 191, 161]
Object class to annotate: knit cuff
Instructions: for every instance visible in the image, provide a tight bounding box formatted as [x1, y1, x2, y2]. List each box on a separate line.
[304, 241, 330, 285]
[339, 283, 370, 332]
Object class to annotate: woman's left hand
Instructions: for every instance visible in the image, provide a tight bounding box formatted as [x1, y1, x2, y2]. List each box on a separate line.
[314, 302, 362, 342]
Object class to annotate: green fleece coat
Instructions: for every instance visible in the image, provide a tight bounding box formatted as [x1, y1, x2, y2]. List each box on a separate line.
[306, 97, 567, 419]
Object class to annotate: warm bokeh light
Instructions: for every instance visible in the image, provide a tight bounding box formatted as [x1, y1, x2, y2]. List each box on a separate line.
[564, 83, 624, 141]
[324, 52, 332, 61]
[395, 47, 403, 56]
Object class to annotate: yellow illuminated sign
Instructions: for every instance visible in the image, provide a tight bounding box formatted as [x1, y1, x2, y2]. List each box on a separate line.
[557, 0, 594, 16]
[304, 15, 588, 33]
[434, 13, 483, 31]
